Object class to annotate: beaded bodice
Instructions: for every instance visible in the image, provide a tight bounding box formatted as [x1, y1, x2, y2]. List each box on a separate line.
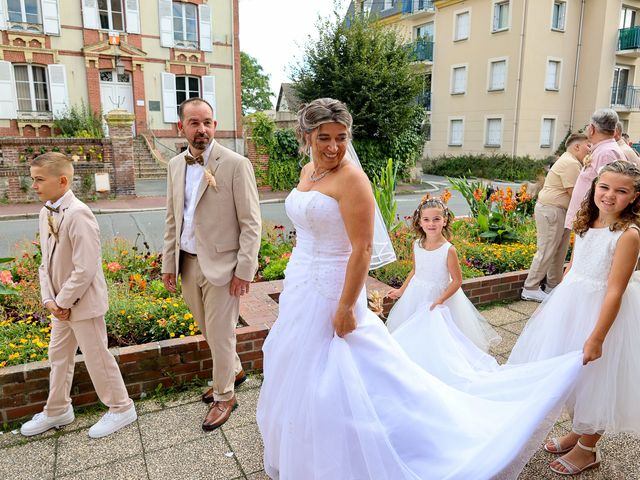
[567, 227, 624, 288]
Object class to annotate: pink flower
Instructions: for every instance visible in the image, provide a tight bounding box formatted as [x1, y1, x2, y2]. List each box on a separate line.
[280, 252, 291, 259]
[107, 262, 122, 273]
[0, 270, 15, 286]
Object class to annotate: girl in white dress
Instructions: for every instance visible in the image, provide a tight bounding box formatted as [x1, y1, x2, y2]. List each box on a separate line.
[509, 160, 640, 476]
[257, 98, 583, 480]
[386, 197, 501, 352]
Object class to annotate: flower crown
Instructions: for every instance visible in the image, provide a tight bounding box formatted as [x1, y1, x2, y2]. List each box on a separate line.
[416, 190, 452, 216]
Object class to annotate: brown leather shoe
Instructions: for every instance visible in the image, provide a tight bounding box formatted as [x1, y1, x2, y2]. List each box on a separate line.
[201, 370, 247, 403]
[202, 396, 237, 431]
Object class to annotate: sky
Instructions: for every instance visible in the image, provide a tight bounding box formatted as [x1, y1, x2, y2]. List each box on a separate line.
[238, 0, 349, 106]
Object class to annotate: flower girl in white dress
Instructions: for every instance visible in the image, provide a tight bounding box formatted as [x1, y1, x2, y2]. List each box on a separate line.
[386, 196, 501, 352]
[509, 160, 640, 476]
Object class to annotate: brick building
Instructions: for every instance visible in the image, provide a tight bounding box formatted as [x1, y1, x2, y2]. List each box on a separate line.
[0, 0, 243, 152]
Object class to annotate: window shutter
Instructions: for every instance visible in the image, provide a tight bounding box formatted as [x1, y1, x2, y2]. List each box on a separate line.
[125, 0, 141, 34]
[491, 61, 506, 89]
[546, 61, 558, 89]
[0, 61, 17, 119]
[82, 0, 100, 29]
[199, 4, 212, 52]
[0, 0, 6, 31]
[450, 120, 463, 145]
[161, 72, 178, 123]
[41, 0, 61, 35]
[541, 119, 553, 146]
[493, 4, 500, 30]
[47, 64, 69, 117]
[453, 68, 465, 93]
[158, 0, 174, 47]
[558, 3, 566, 29]
[456, 13, 469, 40]
[201, 75, 216, 117]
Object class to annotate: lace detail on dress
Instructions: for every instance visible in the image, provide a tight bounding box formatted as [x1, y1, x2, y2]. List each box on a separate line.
[568, 228, 623, 287]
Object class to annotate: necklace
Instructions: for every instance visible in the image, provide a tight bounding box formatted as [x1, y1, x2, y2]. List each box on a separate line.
[309, 167, 336, 182]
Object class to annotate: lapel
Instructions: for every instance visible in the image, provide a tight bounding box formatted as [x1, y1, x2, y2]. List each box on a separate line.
[46, 190, 74, 268]
[195, 141, 222, 207]
[174, 151, 187, 232]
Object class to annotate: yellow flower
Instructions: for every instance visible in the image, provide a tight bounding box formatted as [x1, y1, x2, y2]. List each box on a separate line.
[120, 310, 126, 315]
[183, 313, 193, 320]
[30, 353, 37, 359]
[169, 332, 175, 338]
[179, 334, 185, 338]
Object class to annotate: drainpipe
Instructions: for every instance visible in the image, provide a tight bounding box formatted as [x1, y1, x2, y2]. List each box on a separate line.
[512, 0, 529, 157]
[569, 0, 586, 131]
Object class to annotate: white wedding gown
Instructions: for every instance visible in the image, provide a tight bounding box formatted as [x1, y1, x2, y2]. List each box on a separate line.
[257, 189, 583, 480]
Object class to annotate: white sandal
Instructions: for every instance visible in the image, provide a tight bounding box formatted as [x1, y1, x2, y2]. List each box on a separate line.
[544, 437, 576, 454]
[549, 440, 602, 476]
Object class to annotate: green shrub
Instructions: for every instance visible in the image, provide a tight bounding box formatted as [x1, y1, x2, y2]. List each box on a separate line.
[54, 101, 104, 138]
[423, 154, 545, 181]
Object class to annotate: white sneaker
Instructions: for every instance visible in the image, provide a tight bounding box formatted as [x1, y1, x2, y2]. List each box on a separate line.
[545, 286, 555, 294]
[521, 288, 548, 303]
[20, 406, 75, 436]
[88, 406, 137, 439]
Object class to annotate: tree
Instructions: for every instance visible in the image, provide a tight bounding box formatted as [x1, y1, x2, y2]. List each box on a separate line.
[291, 11, 426, 179]
[240, 52, 273, 115]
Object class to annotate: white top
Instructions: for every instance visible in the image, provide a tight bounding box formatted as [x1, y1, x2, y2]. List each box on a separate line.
[180, 140, 215, 254]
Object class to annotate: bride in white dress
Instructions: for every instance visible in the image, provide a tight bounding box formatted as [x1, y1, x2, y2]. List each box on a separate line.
[256, 98, 584, 480]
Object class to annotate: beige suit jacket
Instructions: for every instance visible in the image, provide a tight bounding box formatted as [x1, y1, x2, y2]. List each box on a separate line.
[38, 190, 109, 321]
[162, 142, 262, 286]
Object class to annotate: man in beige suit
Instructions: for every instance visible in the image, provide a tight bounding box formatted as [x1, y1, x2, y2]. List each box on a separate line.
[162, 98, 261, 430]
[615, 121, 640, 167]
[21, 153, 135, 439]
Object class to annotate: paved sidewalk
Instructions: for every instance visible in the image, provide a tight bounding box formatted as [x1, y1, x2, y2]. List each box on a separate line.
[1, 301, 638, 479]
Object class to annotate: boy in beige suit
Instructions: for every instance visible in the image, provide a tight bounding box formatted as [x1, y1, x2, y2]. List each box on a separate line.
[21, 153, 136, 439]
[162, 98, 261, 430]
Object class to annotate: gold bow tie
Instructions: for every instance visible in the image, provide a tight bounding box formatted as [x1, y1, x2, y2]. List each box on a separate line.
[185, 154, 204, 166]
[45, 204, 60, 213]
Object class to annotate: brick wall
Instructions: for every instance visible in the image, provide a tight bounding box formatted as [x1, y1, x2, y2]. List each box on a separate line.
[244, 135, 270, 190]
[0, 273, 528, 424]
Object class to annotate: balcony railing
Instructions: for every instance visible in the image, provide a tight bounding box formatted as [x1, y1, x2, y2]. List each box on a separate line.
[408, 38, 434, 62]
[610, 85, 640, 110]
[618, 26, 640, 51]
[416, 92, 431, 111]
[402, 0, 435, 14]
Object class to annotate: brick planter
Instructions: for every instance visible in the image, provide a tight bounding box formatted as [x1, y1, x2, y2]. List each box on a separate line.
[0, 272, 528, 424]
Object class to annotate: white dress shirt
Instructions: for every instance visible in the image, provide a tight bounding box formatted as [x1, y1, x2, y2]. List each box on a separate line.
[180, 141, 215, 254]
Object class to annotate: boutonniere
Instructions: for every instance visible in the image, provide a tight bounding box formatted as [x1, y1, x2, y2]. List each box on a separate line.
[47, 214, 59, 242]
[204, 167, 218, 191]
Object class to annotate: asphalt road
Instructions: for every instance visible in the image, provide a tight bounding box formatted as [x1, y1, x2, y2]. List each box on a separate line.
[1, 174, 523, 258]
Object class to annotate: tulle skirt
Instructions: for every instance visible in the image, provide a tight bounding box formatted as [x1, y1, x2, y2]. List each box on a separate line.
[257, 259, 583, 480]
[386, 277, 501, 352]
[509, 272, 640, 435]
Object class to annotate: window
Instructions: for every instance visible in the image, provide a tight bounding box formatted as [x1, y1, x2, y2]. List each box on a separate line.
[98, 0, 123, 31]
[7, 0, 41, 30]
[489, 60, 506, 91]
[361, 0, 372, 15]
[173, 2, 198, 48]
[454, 11, 470, 41]
[485, 118, 502, 147]
[176, 75, 200, 113]
[620, 6, 636, 29]
[13, 64, 49, 113]
[612, 66, 630, 105]
[545, 60, 561, 90]
[552, 1, 566, 31]
[449, 119, 464, 146]
[451, 66, 467, 94]
[383, 0, 396, 10]
[415, 22, 434, 41]
[541, 118, 555, 147]
[493, 1, 509, 32]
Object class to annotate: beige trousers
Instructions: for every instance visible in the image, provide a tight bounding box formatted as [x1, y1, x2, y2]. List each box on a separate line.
[524, 203, 572, 290]
[180, 253, 242, 402]
[44, 316, 133, 417]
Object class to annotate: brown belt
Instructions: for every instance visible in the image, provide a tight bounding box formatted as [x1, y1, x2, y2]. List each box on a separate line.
[180, 250, 197, 258]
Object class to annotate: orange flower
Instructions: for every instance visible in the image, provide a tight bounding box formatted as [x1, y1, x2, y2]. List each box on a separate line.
[441, 189, 452, 204]
[107, 262, 122, 273]
[473, 188, 485, 202]
[421, 193, 431, 203]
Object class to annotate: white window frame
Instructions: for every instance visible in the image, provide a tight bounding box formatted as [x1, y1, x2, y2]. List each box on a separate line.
[492, 0, 510, 33]
[453, 8, 471, 42]
[13, 63, 50, 114]
[484, 116, 503, 148]
[551, 1, 567, 32]
[361, 0, 372, 15]
[414, 22, 434, 41]
[175, 74, 201, 115]
[97, 0, 124, 31]
[6, 0, 42, 31]
[450, 64, 467, 95]
[487, 57, 508, 92]
[620, 6, 636, 29]
[173, 1, 198, 49]
[383, 0, 396, 11]
[540, 116, 557, 148]
[545, 58, 562, 91]
[448, 117, 464, 147]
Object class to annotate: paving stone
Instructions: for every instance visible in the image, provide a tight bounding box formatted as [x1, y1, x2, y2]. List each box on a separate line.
[223, 387, 260, 431]
[58, 455, 147, 480]
[482, 306, 528, 327]
[55, 421, 142, 475]
[0, 438, 55, 480]
[500, 319, 530, 336]
[135, 399, 165, 415]
[225, 423, 264, 475]
[489, 328, 519, 356]
[138, 400, 211, 452]
[146, 435, 241, 480]
[507, 300, 542, 317]
[247, 471, 270, 479]
[161, 390, 202, 408]
[0, 427, 55, 449]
